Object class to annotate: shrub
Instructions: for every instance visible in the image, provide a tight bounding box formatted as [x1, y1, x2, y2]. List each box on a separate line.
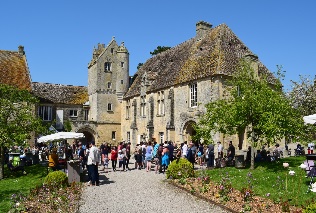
[44, 171, 68, 187]
[303, 202, 316, 213]
[166, 158, 194, 179]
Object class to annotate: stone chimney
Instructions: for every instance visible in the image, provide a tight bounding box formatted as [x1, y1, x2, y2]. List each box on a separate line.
[18, 45, 25, 56]
[196, 21, 212, 40]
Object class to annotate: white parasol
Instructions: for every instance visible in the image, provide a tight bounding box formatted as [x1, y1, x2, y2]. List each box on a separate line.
[37, 132, 85, 143]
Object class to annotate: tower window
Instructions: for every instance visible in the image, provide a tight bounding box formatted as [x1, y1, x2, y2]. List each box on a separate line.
[104, 62, 111, 71]
[112, 131, 116, 140]
[108, 103, 113, 111]
[121, 62, 124, 68]
[121, 80, 123, 84]
[107, 82, 112, 89]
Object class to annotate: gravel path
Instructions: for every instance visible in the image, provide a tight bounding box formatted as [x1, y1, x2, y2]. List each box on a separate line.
[78, 160, 229, 213]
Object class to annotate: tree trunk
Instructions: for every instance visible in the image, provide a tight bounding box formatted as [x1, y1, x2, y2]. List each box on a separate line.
[0, 146, 4, 179]
[250, 145, 254, 170]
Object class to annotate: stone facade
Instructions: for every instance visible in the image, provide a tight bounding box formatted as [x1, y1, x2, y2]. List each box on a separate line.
[86, 37, 129, 145]
[30, 21, 277, 150]
[120, 21, 275, 151]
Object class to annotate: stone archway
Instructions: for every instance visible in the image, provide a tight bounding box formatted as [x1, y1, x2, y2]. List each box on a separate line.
[76, 127, 96, 145]
[181, 120, 197, 143]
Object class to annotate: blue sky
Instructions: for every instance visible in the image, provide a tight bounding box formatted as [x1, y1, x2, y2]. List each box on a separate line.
[1, 1, 315, 91]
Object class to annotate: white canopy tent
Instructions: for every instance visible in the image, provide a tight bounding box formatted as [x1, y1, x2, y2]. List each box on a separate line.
[303, 114, 316, 125]
[37, 132, 85, 143]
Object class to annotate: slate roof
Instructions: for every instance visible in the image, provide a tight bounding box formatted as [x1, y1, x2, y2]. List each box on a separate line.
[32, 82, 88, 105]
[0, 46, 32, 91]
[124, 23, 275, 99]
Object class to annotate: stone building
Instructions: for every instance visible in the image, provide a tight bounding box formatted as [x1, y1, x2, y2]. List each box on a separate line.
[1, 21, 276, 151]
[31, 83, 92, 143]
[121, 21, 275, 150]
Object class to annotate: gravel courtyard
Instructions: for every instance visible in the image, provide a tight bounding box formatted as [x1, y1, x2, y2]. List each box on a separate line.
[78, 160, 229, 213]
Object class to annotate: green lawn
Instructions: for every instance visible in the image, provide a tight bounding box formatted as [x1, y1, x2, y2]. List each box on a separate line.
[199, 156, 315, 207]
[0, 164, 47, 213]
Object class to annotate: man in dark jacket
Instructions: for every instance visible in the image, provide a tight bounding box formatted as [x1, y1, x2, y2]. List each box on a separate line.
[207, 143, 215, 168]
[187, 142, 196, 168]
[168, 141, 174, 162]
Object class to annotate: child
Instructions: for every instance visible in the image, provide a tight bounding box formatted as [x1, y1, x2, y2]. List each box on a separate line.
[136, 148, 143, 170]
[103, 154, 109, 173]
[118, 150, 124, 171]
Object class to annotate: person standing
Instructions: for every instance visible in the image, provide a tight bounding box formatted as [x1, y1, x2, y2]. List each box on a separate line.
[145, 141, 153, 172]
[161, 144, 170, 173]
[168, 141, 174, 162]
[227, 141, 235, 163]
[158, 144, 164, 173]
[118, 150, 124, 171]
[207, 143, 215, 168]
[182, 141, 188, 158]
[141, 142, 146, 169]
[197, 143, 204, 166]
[110, 146, 118, 172]
[187, 142, 196, 168]
[87, 141, 100, 186]
[217, 142, 223, 158]
[126, 142, 131, 170]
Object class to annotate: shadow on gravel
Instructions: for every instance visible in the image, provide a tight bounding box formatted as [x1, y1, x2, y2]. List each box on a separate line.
[98, 174, 115, 185]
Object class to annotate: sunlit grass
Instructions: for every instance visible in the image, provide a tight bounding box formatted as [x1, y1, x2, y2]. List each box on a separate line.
[0, 164, 47, 212]
[203, 156, 314, 207]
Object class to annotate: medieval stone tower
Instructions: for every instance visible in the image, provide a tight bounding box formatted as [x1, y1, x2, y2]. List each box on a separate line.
[87, 37, 129, 145]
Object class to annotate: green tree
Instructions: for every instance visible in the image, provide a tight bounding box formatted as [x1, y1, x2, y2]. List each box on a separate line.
[150, 46, 171, 56]
[137, 63, 143, 70]
[63, 119, 72, 132]
[194, 60, 304, 169]
[0, 84, 45, 179]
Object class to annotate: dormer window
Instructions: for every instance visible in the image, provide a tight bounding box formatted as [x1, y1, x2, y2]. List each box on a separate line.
[104, 62, 111, 71]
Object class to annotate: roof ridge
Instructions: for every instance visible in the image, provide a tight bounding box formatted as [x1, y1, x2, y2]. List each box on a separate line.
[32, 82, 86, 87]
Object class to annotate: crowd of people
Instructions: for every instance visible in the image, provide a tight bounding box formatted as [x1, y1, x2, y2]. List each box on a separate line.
[70, 139, 240, 186]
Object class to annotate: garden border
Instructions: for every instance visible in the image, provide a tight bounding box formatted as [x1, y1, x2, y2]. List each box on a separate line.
[167, 180, 238, 213]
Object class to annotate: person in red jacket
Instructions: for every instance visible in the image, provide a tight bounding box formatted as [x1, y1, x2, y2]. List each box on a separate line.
[110, 146, 118, 172]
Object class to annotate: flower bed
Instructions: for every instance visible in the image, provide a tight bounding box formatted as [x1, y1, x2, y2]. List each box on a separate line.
[170, 177, 303, 213]
[9, 182, 83, 213]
